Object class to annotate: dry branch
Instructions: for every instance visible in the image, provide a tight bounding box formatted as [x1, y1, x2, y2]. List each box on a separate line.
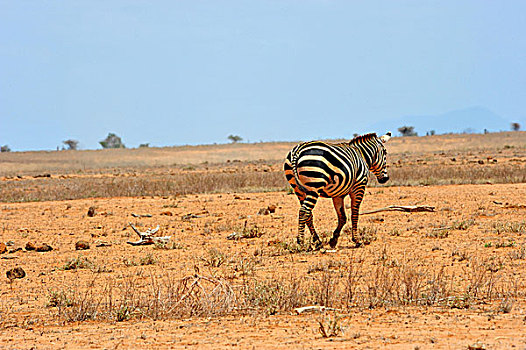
[127, 223, 171, 245]
[359, 205, 435, 215]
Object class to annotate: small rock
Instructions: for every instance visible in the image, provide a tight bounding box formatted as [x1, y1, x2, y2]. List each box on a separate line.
[8, 248, 22, 254]
[267, 205, 277, 213]
[478, 160, 484, 164]
[468, 342, 486, 350]
[87, 206, 96, 217]
[258, 208, 270, 215]
[36, 243, 53, 252]
[160, 211, 173, 216]
[0, 243, 6, 254]
[25, 242, 36, 251]
[6, 267, 26, 280]
[75, 241, 90, 250]
[6, 241, 15, 246]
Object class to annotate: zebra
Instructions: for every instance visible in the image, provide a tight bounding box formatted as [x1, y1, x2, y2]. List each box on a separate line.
[283, 132, 391, 249]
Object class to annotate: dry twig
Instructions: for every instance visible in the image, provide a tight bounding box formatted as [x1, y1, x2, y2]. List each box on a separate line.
[359, 205, 435, 215]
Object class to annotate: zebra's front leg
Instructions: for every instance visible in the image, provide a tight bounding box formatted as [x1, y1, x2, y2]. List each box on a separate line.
[297, 193, 320, 248]
[349, 188, 365, 247]
[329, 196, 347, 249]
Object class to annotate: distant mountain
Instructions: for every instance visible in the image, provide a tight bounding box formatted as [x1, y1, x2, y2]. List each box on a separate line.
[367, 107, 512, 136]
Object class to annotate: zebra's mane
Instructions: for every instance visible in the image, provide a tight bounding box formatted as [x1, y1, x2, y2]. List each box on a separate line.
[349, 133, 378, 145]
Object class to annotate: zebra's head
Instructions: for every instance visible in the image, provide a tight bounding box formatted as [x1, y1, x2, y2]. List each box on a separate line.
[370, 132, 391, 184]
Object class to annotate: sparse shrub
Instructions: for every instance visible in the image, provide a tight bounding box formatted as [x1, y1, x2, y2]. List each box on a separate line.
[49, 278, 103, 322]
[230, 221, 265, 239]
[313, 268, 338, 307]
[498, 297, 514, 314]
[139, 143, 150, 148]
[47, 291, 73, 308]
[139, 253, 157, 266]
[63, 139, 79, 150]
[427, 229, 449, 239]
[452, 250, 470, 262]
[231, 256, 258, 276]
[508, 244, 526, 260]
[99, 133, 125, 149]
[154, 241, 184, 250]
[356, 225, 377, 245]
[388, 228, 401, 236]
[492, 221, 526, 235]
[317, 312, 345, 338]
[201, 248, 226, 267]
[241, 276, 307, 315]
[398, 126, 417, 137]
[63, 256, 94, 270]
[511, 122, 520, 131]
[227, 135, 243, 143]
[1, 145, 11, 152]
[452, 219, 475, 230]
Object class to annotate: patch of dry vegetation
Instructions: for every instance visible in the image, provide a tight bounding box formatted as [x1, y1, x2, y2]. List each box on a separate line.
[42, 248, 523, 323]
[2, 132, 525, 203]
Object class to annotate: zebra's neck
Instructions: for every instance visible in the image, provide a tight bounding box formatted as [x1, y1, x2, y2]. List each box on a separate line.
[347, 141, 373, 168]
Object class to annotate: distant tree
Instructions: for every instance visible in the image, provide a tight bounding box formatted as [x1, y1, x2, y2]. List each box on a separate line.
[139, 143, 150, 148]
[1, 145, 11, 152]
[99, 133, 125, 149]
[63, 139, 79, 150]
[353, 133, 359, 138]
[425, 130, 436, 136]
[511, 122, 520, 131]
[398, 126, 417, 137]
[227, 135, 243, 143]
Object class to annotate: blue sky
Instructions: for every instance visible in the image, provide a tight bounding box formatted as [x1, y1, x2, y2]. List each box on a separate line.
[1, 1, 525, 150]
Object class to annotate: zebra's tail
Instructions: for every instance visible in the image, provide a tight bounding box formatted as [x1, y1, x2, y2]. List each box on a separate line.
[291, 151, 308, 193]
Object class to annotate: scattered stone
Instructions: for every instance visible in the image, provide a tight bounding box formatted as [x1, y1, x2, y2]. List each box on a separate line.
[87, 206, 96, 217]
[0, 243, 6, 254]
[6, 241, 15, 246]
[36, 244, 53, 252]
[478, 160, 484, 165]
[25, 242, 36, 251]
[468, 342, 486, 350]
[75, 241, 90, 250]
[95, 241, 112, 247]
[6, 267, 26, 280]
[132, 213, 152, 218]
[258, 208, 270, 215]
[258, 205, 277, 215]
[160, 211, 173, 216]
[8, 248, 22, 254]
[33, 173, 51, 178]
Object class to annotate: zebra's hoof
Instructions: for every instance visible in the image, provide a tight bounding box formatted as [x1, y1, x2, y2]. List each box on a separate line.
[328, 238, 338, 249]
[312, 240, 323, 251]
[352, 240, 363, 248]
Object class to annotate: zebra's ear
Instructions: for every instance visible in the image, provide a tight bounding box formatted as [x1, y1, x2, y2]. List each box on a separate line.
[380, 132, 392, 143]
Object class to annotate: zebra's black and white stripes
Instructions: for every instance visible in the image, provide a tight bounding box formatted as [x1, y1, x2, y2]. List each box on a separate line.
[284, 132, 391, 248]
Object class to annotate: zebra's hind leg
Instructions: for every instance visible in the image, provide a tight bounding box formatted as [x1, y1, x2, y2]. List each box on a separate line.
[297, 193, 320, 248]
[349, 187, 365, 247]
[329, 196, 347, 249]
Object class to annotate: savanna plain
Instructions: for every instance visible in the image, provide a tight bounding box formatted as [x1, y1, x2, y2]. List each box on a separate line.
[1, 132, 526, 349]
